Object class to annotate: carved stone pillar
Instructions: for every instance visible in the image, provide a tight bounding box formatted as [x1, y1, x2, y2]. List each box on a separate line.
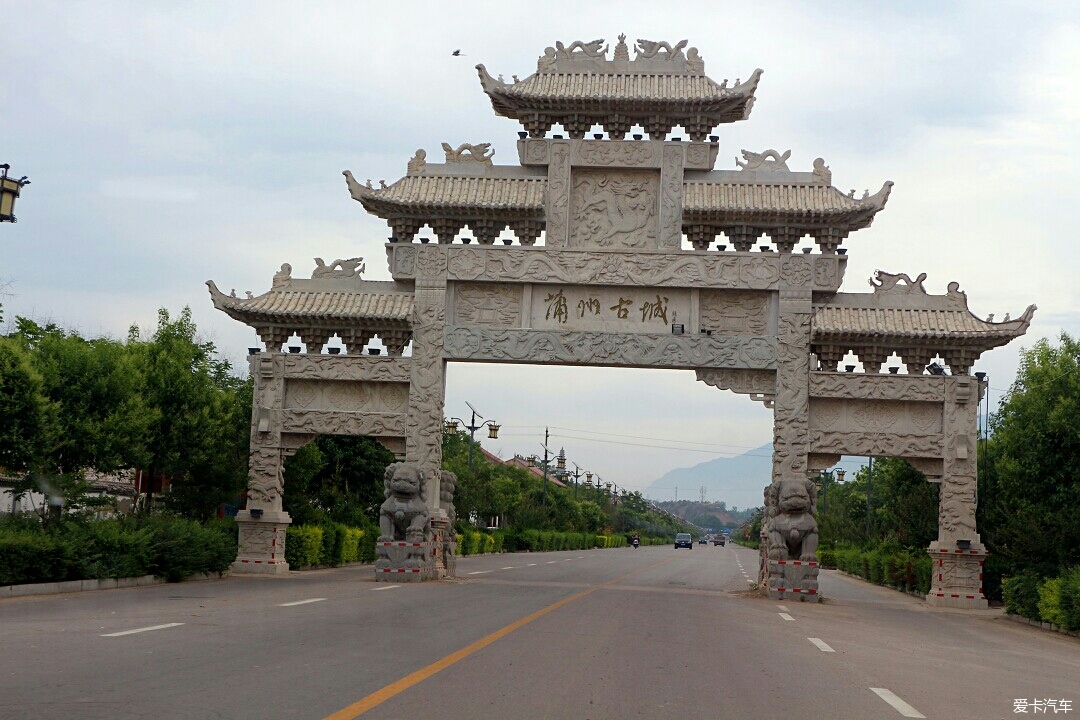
[543, 140, 571, 248]
[658, 143, 685, 250]
[233, 352, 291, 574]
[766, 283, 818, 601]
[927, 375, 987, 608]
[407, 245, 448, 516]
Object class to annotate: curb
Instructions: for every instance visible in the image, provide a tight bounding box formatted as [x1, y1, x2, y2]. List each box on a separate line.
[1002, 612, 1080, 639]
[1, 571, 227, 600]
[832, 569, 927, 600]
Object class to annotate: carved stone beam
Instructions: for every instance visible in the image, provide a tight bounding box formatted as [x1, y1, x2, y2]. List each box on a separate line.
[644, 114, 673, 141]
[855, 347, 888, 374]
[380, 329, 413, 357]
[523, 113, 553, 139]
[432, 218, 464, 245]
[510, 219, 543, 246]
[344, 329, 376, 355]
[685, 223, 717, 251]
[389, 219, 422, 244]
[771, 227, 803, 254]
[813, 228, 848, 255]
[727, 225, 760, 252]
[469, 218, 505, 245]
[602, 113, 632, 140]
[900, 347, 933, 375]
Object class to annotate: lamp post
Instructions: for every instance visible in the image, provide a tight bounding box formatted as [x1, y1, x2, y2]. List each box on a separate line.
[0, 165, 30, 223]
[444, 401, 500, 472]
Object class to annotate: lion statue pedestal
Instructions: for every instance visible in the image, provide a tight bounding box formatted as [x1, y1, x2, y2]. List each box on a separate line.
[763, 477, 821, 602]
[374, 462, 437, 582]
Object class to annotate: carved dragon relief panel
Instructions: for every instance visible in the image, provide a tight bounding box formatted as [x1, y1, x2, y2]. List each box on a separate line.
[808, 431, 943, 458]
[938, 376, 980, 544]
[529, 285, 690, 333]
[280, 410, 406, 437]
[406, 287, 448, 504]
[569, 169, 659, 249]
[809, 398, 943, 435]
[699, 290, 771, 335]
[284, 380, 410, 414]
[658, 144, 684, 250]
[472, 249, 783, 289]
[573, 140, 656, 167]
[809, 372, 946, 402]
[452, 283, 522, 326]
[545, 141, 571, 247]
[282, 355, 411, 383]
[443, 327, 775, 369]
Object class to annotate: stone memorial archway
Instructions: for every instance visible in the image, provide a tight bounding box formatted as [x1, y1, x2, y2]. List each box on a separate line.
[209, 35, 1034, 608]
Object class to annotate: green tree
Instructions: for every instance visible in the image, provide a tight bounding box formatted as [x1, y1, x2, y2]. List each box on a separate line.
[981, 333, 1080, 578]
[282, 435, 394, 527]
[0, 337, 56, 474]
[139, 308, 249, 519]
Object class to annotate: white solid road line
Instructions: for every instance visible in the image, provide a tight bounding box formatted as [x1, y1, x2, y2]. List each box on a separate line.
[373, 585, 399, 591]
[778, 613, 795, 621]
[467, 570, 493, 575]
[807, 637, 835, 652]
[278, 598, 327, 607]
[870, 688, 926, 718]
[101, 623, 184, 637]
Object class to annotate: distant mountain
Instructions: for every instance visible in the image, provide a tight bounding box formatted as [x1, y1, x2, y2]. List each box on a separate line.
[654, 500, 755, 532]
[645, 442, 774, 511]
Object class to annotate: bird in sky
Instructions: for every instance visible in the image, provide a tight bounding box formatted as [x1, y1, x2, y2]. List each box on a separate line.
[451, 49, 463, 56]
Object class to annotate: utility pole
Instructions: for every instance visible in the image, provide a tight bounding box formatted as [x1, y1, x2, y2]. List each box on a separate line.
[866, 455, 874, 539]
[540, 427, 548, 500]
[699, 486, 706, 504]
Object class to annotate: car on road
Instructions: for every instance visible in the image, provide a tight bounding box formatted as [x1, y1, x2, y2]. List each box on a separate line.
[675, 532, 693, 549]
[698, 536, 708, 544]
[713, 535, 726, 546]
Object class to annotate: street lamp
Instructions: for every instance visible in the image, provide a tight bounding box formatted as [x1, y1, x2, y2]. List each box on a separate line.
[444, 401, 500, 472]
[0, 165, 30, 223]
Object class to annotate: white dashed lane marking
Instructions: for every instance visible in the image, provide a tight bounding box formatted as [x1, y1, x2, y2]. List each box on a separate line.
[527, 563, 538, 566]
[467, 570, 493, 575]
[807, 637, 835, 652]
[102, 623, 184, 637]
[778, 613, 795, 621]
[870, 688, 925, 718]
[373, 585, 399, 591]
[501, 566, 516, 570]
[776, 605, 789, 612]
[278, 598, 326, 607]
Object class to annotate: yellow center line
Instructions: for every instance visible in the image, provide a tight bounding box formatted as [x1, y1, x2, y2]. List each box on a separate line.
[322, 555, 675, 720]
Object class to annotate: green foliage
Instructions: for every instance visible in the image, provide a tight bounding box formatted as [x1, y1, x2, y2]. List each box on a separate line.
[285, 526, 324, 568]
[1037, 577, 1065, 627]
[817, 548, 836, 568]
[1059, 566, 1080, 631]
[0, 531, 76, 585]
[69, 521, 152, 579]
[341, 528, 363, 563]
[283, 435, 395, 528]
[137, 515, 236, 581]
[833, 543, 931, 594]
[0, 337, 56, 474]
[981, 333, 1080, 584]
[1003, 572, 1043, 620]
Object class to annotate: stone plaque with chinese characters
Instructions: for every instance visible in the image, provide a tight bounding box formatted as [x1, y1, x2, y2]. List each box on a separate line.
[531, 285, 690, 333]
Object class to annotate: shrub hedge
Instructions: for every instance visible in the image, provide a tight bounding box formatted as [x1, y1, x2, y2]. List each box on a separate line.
[0, 516, 237, 586]
[832, 545, 933, 595]
[284, 523, 371, 568]
[1004, 568, 1080, 630]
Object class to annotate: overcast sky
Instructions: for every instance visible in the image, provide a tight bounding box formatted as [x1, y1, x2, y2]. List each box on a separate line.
[3, 1, 1077, 502]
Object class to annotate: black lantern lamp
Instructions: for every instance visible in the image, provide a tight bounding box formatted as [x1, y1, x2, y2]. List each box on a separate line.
[0, 164, 30, 223]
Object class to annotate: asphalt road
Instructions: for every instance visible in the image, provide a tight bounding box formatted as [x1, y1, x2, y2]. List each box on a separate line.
[1, 543, 1077, 719]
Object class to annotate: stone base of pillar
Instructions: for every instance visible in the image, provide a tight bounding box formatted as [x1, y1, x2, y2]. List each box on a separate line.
[430, 516, 457, 579]
[767, 559, 820, 602]
[232, 510, 291, 574]
[374, 540, 438, 582]
[925, 546, 988, 609]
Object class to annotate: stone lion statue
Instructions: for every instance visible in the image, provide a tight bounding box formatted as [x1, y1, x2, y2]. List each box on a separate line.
[766, 478, 819, 561]
[379, 462, 430, 543]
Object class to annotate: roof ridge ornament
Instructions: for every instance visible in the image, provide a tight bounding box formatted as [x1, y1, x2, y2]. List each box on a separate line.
[441, 142, 494, 166]
[737, 149, 791, 172]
